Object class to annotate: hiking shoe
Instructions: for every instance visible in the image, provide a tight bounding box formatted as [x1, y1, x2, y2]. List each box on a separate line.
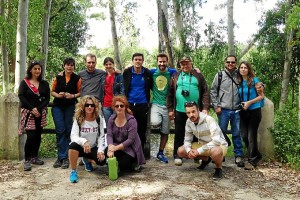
[61, 159, 69, 169]
[156, 152, 168, 163]
[244, 162, 255, 170]
[174, 158, 183, 166]
[24, 161, 32, 171]
[82, 157, 93, 172]
[53, 159, 62, 168]
[30, 157, 44, 165]
[197, 157, 212, 170]
[213, 168, 223, 180]
[235, 157, 245, 167]
[69, 170, 78, 183]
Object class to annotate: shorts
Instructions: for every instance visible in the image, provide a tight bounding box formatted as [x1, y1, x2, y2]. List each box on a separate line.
[150, 104, 170, 134]
[191, 142, 227, 157]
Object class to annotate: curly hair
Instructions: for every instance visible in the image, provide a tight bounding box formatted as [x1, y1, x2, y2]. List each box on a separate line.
[112, 95, 133, 115]
[238, 61, 256, 87]
[74, 95, 100, 125]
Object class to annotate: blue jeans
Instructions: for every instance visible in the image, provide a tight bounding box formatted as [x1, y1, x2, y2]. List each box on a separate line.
[102, 107, 114, 125]
[218, 108, 244, 157]
[52, 105, 75, 160]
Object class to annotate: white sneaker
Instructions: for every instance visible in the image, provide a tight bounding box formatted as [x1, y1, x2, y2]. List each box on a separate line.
[174, 158, 183, 166]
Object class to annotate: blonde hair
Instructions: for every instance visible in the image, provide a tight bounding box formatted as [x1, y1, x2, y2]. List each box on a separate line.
[74, 95, 100, 125]
[112, 95, 133, 115]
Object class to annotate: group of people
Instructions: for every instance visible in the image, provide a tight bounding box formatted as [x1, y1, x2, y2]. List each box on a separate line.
[18, 52, 264, 182]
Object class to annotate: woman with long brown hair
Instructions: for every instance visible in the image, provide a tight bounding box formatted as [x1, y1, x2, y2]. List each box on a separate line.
[106, 95, 145, 173]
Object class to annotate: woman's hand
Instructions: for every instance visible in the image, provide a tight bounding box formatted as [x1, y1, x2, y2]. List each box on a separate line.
[107, 151, 114, 158]
[242, 102, 250, 110]
[31, 107, 41, 117]
[83, 142, 91, 153]
[97, 152, 105, 161]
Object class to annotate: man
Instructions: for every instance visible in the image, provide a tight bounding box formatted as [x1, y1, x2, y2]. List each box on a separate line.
[150, 53, 177, 163]
[78, 53, 106, 101]
[123, 53, 153, 152]
[167, 56, 210, 166]
[210, 55, 244, 167]
[177, 101, 228, 179]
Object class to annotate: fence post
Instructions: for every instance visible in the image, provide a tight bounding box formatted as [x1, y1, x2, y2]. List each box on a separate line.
[0, 93, 24, 160]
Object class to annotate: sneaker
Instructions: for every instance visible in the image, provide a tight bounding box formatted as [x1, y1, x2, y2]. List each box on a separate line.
[197, 157, 212, 170]
[61, 159, 69, 169]
[156, 152, 168, 163]
[82, 157, 93, 172]
[213, 168, 223, 180]
[69, 170, 78, 183]
[30, 157, 44, 165]
[53, 159, 62, 168]
[244, 161, 255, 170]
[24, 161, 32, 171]
[235, 157, 245, 167]
[174, 158, 183, 166]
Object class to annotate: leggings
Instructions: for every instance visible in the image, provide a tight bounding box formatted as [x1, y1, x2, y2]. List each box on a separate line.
[25, 117, 42, 161]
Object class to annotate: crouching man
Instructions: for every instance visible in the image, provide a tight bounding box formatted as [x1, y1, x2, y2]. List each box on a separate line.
[177, 101, 228, 179]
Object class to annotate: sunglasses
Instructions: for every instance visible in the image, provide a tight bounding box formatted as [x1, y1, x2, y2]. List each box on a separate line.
[226, 61, 236, 64]
[85, 103, 95, 108]
[115, 104, 125, 108]
[184, 101, 197, 107]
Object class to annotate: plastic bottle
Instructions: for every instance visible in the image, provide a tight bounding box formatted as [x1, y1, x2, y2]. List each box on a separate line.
[108, 157, 118, 180]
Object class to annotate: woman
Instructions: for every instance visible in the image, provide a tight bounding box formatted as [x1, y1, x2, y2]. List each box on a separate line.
[51, 57, 81, 169]
[68, 95, 106, 183]
[100, 57, 124, 125]
[238, 61, 264, 170]
[18, 61, 50, 171]
[106, 95, 145, 173]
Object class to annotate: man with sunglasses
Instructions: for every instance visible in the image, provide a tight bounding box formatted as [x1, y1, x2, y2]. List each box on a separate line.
[177, 101, 228, 179]
[210, 55, 245, 167]
[167, 56, 210, 166]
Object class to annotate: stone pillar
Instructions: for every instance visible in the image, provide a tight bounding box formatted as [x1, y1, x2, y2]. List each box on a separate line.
[258, 97, 275, 160]
[0, 93, 25, 160]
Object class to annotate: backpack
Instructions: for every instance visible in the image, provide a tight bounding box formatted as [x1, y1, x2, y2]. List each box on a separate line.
[216, 71, 223, 98]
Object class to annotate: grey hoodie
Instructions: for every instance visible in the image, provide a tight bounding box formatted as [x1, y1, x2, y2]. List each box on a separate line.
[210, 68, 241, 110]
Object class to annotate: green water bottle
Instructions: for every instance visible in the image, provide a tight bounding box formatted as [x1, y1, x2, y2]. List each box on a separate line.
[108, 157, 118, 180]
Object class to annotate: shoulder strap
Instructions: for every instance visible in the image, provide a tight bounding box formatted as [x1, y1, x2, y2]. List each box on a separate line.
[217, 71, 223, 97]
[24, 78, 40, 95]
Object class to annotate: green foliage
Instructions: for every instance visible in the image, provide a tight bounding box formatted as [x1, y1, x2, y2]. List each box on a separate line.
[272, 106, 300, 169]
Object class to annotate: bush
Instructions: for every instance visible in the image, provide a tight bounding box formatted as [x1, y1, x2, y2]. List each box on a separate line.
[272, 106, 300, 170]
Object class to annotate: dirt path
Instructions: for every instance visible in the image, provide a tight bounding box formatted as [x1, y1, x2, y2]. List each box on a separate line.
[0, 157, 299, 200]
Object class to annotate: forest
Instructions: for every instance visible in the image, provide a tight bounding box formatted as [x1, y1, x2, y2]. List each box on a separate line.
[0, 0, 299, 169]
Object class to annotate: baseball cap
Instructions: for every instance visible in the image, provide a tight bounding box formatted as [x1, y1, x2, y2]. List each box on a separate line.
[179, 56, 192, 63]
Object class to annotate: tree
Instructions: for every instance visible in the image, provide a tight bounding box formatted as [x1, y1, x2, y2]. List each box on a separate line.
[109, 0, 122, 70]
[40, 0, 52, 79]
[227, 0, 234, 55]
[14, 0, 28, 93]
[0, 0, 9, 94]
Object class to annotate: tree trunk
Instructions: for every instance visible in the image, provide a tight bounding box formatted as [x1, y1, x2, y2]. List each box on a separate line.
[0, 0, 9, 94]
[157, 0, 165, 53]
[227, 0, 235, 55]
[41, 0, 52, 79]
[279, 29, 294, 110]
[172, 0, 186, 56]
[14, 0, 29, 93]
[109, 0, 122, 71]
[162, 0, 174, 68]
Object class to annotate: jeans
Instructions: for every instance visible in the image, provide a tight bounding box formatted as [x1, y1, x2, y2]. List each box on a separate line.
[218, 108, 244, 157]
[102, 107, 114, 125]
[52, 105, 75, 160]
[240, 108, 262, 163]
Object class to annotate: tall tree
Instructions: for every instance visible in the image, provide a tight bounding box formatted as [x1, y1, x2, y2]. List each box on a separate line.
[227, 0, 234, 55]
[14, 0, 28, 93]
[109, 0, 122, 70]
[0, 0, 9, 94]
[172, 0, 185, 56]
[40, 0, 52, 79]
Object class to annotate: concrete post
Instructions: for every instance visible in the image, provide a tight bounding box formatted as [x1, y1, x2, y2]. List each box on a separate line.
[258, 97, 275, 160]
[0, 93, 25, 160]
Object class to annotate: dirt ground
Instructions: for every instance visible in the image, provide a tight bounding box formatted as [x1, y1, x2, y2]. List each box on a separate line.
[0, 156, 299, 200]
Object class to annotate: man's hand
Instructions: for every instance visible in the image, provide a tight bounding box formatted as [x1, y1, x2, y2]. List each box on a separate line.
[168, 111, 174, 120]
[188, 149, 199, 159]
[215, 107, 222, 114]
[202, 109, 208, 115]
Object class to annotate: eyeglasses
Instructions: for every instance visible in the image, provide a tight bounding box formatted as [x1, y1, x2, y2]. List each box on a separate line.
[85, 103, 95, 108]
[184, 101, 197, 107]
[115, 104, 125, 108]
[226, 61, 236, 64]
